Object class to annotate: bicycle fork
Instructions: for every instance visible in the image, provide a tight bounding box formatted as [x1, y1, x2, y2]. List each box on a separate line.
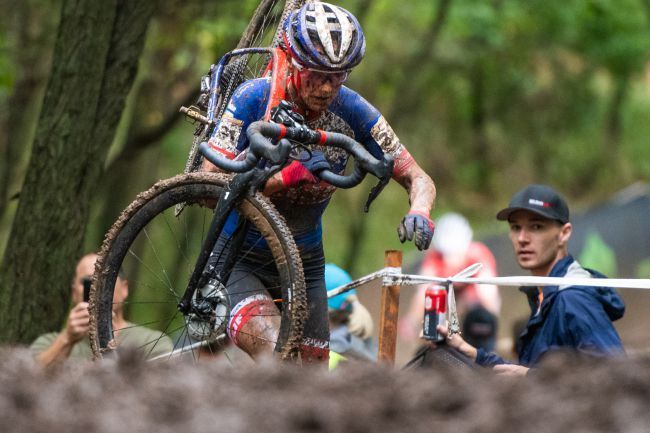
[177, 170, 258, 314]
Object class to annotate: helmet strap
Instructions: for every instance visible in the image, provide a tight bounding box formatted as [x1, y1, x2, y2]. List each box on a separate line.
[283, 31, 305, 94]
[286, 75, 308, 117]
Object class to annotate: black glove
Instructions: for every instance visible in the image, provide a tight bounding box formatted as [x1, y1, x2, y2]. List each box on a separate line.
[398, 211, 435, 250]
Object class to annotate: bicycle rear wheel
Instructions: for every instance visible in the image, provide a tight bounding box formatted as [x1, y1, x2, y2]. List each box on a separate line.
[89, 172, 307, 362]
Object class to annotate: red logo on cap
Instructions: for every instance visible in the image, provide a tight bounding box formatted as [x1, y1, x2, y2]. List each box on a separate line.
[528, 198, 551, 208]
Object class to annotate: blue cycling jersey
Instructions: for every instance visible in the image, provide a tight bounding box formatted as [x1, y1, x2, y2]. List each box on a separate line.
[211, 77, 408, 248]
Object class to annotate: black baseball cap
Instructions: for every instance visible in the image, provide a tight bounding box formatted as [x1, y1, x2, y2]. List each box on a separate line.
[496, 184, 570, 224]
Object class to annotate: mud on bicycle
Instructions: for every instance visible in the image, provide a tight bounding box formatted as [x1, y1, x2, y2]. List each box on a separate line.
[89, 1, 435, 364]
[89, 98, 393, 363]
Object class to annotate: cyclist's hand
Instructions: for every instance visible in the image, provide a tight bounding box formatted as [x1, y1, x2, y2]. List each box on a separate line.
[397, 211, 434, 250]
[281, 151, 331, 188]
[64, 302, 90, 343]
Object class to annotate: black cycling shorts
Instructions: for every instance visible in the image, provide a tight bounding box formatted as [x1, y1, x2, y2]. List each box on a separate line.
[207, 234, 329, 351]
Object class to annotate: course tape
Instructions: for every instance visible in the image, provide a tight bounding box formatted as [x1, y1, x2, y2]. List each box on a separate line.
[327, 266, 650, 298]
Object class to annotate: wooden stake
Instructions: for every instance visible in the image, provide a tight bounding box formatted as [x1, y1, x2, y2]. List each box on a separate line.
[378, 250, 402, 365]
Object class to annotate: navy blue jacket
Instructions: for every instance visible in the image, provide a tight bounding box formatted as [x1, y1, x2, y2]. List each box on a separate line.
[476, 256, 625, 367]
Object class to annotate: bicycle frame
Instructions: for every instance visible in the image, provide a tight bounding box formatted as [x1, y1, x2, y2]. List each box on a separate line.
[177, 166, 276, 315]
[178, 47, 292, 315]
[206, 47, 287, 124]
[176, 43, 393, 318]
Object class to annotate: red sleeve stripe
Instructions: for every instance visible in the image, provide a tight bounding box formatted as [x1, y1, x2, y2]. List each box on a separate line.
[392, 147, 416, 178]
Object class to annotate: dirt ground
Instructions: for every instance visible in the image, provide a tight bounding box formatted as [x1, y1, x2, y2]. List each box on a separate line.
[1, 348, 648, 433]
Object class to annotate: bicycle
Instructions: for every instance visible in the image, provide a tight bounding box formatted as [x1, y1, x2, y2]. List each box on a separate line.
[89, 94, 393, 362]
[88, 0, 309, 363]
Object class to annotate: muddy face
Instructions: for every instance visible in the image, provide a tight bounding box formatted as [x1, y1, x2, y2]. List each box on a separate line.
[296, 69, 347, 113]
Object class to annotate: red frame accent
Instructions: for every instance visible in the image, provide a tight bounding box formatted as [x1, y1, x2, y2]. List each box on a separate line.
[263, 47, 289, 121]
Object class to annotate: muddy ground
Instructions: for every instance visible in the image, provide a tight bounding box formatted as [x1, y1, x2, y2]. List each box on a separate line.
[1, 349, 648, 433]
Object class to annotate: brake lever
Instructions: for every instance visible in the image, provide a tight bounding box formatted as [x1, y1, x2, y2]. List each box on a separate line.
[363, 155, 394, 212]
[364, 174, 390, 213]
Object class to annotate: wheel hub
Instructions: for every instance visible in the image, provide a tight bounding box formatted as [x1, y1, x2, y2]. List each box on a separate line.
[186, 278, 228, 341]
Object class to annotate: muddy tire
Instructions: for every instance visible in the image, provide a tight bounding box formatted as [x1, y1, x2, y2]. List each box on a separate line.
[89, 172, 307, 362]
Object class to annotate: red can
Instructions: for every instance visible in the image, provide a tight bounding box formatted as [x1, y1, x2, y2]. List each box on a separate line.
[423, 285, 447, 341]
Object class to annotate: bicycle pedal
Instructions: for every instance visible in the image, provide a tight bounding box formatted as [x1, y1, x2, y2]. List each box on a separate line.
[180, 105, 213, 125]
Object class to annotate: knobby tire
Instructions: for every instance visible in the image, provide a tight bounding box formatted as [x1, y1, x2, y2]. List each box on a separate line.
[89, 172, 307, 362]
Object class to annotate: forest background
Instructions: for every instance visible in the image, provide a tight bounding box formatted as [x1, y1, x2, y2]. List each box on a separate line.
[0, 0, 649, 345]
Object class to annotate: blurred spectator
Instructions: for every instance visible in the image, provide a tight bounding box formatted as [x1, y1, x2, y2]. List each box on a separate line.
[462, 306, 498, 352]
[325, 264, 376, 368]
[31, 253, 173, 366]
[399, 212, 501, 350]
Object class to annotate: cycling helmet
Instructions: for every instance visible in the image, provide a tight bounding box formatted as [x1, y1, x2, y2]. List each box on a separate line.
[432, 212, 473, 257]
[283, 2, 366, 72]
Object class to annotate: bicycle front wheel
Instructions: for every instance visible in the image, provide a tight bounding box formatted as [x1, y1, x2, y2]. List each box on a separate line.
[89, 172, 307, 362]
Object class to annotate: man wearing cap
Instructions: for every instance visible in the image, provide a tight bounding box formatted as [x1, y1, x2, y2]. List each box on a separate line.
[439, 184, 625, 376]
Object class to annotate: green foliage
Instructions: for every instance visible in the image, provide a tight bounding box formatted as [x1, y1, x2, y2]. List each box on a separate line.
[576, 0, 650, 75]
[578, 231, 618, 277]
[636, 257, 650, 279]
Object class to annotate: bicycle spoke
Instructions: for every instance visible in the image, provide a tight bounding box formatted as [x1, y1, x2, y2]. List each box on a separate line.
[230, 327, 279, 346]
[113, 300, 176, 306]
[230, 233, 263, 266]
[129, 278, 179, 301]
[93, 169, 306, 361]
[141, 227, 177, 295]
[161, 209, 193, 271]
[145, 318, 197, 362]
[182, 314, 198, 363]
[226, 256, 278, 288]
[127, 248, 179, 300]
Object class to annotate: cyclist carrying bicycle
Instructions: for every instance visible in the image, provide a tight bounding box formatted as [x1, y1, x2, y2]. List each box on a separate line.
[202, 1, 437, 365]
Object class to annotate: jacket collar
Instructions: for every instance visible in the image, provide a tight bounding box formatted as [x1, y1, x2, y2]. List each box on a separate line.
[519, 255, 576, 316]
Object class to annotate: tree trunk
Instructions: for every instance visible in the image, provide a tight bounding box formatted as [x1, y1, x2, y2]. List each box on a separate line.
[604, 76, 628, 159]
[0, 0, 156, 344]
[0, 0, 59, 246]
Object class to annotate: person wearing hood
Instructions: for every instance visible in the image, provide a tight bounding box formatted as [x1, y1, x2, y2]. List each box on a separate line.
[438, 184, 625, 376]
